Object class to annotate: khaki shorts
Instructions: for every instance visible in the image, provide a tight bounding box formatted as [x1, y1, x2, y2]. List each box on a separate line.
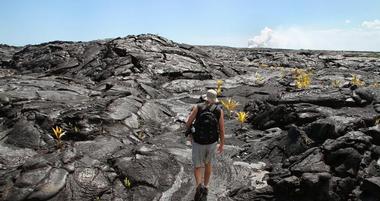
[192, 141, 217, 168]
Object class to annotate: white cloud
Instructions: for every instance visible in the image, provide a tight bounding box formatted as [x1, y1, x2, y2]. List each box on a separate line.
[248, 26, 380, 51]
[362, 19, 380, 29]
[247, 27, 273, 48]
[345, 19, 351, 24]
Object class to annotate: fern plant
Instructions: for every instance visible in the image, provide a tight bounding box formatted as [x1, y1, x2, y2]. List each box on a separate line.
[236, 111, 249, 129]
[351, 74, 364, 86]
[295, 72, 311, 89]
[292, 68, 304, 77]
[255, 72, 265, 85]
[217, 79, 223, 88]
[216, 80, 223, 96]
[221, 98, 239, 119]
[124, 177, 132, 189]
[370, 82, 379, 88]
[331, 80, 341, 88]
[52, 126, 66, 149]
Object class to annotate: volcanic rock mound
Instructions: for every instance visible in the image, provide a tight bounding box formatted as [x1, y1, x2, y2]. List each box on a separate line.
[1, 34, 380, 201]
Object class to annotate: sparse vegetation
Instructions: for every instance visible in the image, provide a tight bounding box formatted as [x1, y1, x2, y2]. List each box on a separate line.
[217, 79, 223, 88]
[295, 71, 311, 89]
[68, 122, 80, 133]
[279, 67, 286, 78]
[370, 82, 380, 88]
[300, 133, 313, 145]
[136, 130, 146, 140]
[255, 72, 265, 85]
[4, 30, 380, 201]
[292, 68, 304, 77]
[74, 126, 80, 133]
[52, 126, 66, 149]
[351, 74, 364, 86]
[291, 68, 312, 89]
[220, 98, 239, 119]
[123, 177, 132, 189]
[216, 80, 223, 96]
[236, 111, 249, 129]
[259, 63, 269, 68]
[216, 87, 222, 96]
[331, 80, 341, 88]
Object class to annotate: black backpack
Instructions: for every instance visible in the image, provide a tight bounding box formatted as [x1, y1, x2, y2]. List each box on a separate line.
[193, 103, 221, 145]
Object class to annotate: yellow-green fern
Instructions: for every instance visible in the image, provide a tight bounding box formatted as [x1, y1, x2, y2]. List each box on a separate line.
[236, 111, 249, 128]
[331, 80, 341, 88]
[221, 98, 239, 119]
[124, 177, 132, 189]
[351, 74, 364, 86]
[52, 126, 66, 149]
[295, 72, 311, 89]
[255, 72, 265, 85]
[216, 80, 223, 96]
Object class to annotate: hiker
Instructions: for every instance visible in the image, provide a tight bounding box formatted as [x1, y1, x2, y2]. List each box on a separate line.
[185, 89, 225, 200]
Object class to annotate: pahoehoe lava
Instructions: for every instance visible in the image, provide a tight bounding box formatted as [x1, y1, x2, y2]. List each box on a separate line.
[1, 34, 380, 201]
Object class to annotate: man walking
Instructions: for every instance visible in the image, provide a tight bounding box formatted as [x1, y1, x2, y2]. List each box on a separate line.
[185, 89, 225, 200]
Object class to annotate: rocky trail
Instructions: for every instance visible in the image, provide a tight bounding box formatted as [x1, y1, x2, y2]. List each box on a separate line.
[149, 122, 268, 201]
[1, 34, 380, 201]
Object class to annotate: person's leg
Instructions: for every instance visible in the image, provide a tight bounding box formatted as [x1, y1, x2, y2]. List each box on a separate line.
[194, 167, 203, 186]
[203, 142, 217, 188]
[204, 162, 212, 187]
[192, 142, 203, 186]
[193, 142, 207, 200]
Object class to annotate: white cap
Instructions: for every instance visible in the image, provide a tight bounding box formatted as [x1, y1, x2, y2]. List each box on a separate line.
[206, 89, 219, 103]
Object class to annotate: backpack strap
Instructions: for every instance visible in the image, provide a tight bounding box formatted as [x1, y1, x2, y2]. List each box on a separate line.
[209, 104, 217, 112]
[196, 103, 221, 121]
[207, 103, 221, 121]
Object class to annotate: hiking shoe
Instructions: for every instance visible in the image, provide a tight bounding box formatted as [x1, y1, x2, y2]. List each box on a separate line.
[194, 184, 202, 201]
[202, 186, 208, 201]
[194, 184, 208, 201]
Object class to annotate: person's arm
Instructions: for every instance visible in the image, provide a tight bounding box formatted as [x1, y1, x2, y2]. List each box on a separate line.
[217, 109, 225, 153]
[186, 105, 198, 129]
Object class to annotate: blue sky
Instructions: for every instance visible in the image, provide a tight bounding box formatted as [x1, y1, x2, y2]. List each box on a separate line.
[1, 0, 380, 51]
